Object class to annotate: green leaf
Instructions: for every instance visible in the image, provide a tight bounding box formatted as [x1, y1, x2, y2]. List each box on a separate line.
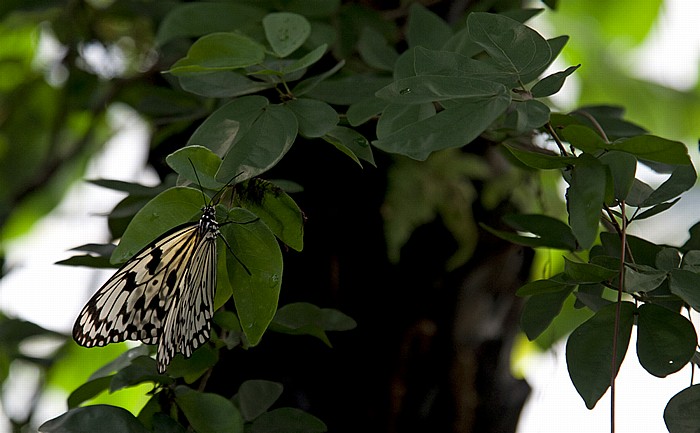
[467, 12, 551, 80]
[111, 187, 203, 264]
[566, 301, 635, 409]
[560, 125, 608, 154]
[357, 26, 398, 71]
[166, 146, 223, 190]
[503, 143, 577, 169]
[502, 214, 578, 250]
[168, 33, 265, 75]
[156, 3, 265, 46]
[175, 388, 244, 433]
[286, 98, 338, 138]
[217, 104, 298, 182]
[521, 287, 575, 341]
[563, 258, 618, 283]
[39, 405, 150, 433]
[406, 4, 452, 50]
[346, 97, 387, 127]
[291, 60, 345, 97]
[509, 99, 550, 132]
[237, 380, 284, 422]
[188, 95, 269, 157]
[167, 346, 219, 383]
[322, 126, 375, 167]
[178, 70, 272, 98]
[530, 64, 580, 97]
[599, 151, 636, 201]
[375, 76, 509, 104]
[306, 74, 392, 105]
[56, 254, 117, 269]
[280, 44, 328, 75]
[263, 12, 311, 57]
[623, 265, 667, 293]
[681, 250, 700, 272]
[612, 135, 691, 165]
[631, 197, 680, 221]
[669, 269, 700, 312]
[412, 47, 517, 85]
[223, 208, 282, 346]
[376, 103, 436, 139]
[67, 376, 113, 409]
[249, 408, 327, 433]
[234, 179, 305, 251]
[657, 247, 681, 271]
[373, 95, 511, 160]
[636, 304, 696, 377]
[270, 302, 356, 346]
[664, 385, 700, 433]
[567, 154, 606, 249]
[641, 164, 697, 207]
[516, 277, 573, 297]
[110, 357, 169, 392]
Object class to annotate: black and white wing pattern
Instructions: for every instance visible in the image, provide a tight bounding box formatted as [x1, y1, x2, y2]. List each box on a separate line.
[73, 205, 219, 373]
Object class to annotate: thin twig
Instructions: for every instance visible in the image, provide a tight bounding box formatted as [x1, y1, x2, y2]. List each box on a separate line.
[610, 201, 627, 433]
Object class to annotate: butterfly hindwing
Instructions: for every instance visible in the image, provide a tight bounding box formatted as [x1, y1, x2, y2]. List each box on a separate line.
[73, 205, 220, 373]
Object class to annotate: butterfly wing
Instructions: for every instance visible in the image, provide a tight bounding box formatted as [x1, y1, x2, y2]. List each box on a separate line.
[73, 223, 201, 348]
[157, 229, 218, 372]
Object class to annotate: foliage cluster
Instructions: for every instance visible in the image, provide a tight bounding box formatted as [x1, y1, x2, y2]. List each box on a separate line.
[0, 1, 699, 432]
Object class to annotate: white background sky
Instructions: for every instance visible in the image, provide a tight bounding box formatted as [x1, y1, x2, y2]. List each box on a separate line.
[1, 0, 699, 432]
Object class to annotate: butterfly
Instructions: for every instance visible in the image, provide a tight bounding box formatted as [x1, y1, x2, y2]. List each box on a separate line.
[73, 199, 225, 373]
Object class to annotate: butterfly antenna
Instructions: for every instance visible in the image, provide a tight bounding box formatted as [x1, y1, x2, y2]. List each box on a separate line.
[187, 158, 209, 206]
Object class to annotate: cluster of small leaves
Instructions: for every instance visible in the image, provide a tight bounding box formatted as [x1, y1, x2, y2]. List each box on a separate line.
[39, 357, 327, 433]
[491, 105, 700, 427]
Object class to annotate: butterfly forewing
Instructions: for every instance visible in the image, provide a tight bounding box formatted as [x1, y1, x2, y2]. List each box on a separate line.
[73, 205, 220, 373]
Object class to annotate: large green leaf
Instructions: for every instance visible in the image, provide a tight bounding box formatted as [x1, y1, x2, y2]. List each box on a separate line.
[567, 154, 606, 249]
[263, 12, 311, 57]
[166, 145, 223, 190]
[501, 214, 578, 250]
[375, 75, 508, 104]
[217, 104, 298, 182]
[664, 385, 700, 433]
[412, 47, 518, 85]
[39, 405, 150, 433]
[566, 301, 635, 409]
[521, 287, 575, 341]
[373, 94, 510, 160]
[406, 4, 452, 50]
[236, 380, 284, 422]
[467, 12, 551, 80]
[612, 135, 691, 165]
[222, 208, 282, 346]
[270, 302, 356, 346]
[669, 269, 700, 312]
[636, 303, 696, 377]
[156, 3, 265, 45]
[168, 33, 266, 74]
[175, 388, 244, 433]
[285, 98, 338, 138]
[188, 96, 269, 157]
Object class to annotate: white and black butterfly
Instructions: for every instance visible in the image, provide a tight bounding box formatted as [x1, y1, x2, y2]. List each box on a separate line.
[73, 201, 224, 373]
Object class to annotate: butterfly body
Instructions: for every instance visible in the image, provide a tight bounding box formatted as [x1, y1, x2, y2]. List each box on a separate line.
[73, 205, 219, 373]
